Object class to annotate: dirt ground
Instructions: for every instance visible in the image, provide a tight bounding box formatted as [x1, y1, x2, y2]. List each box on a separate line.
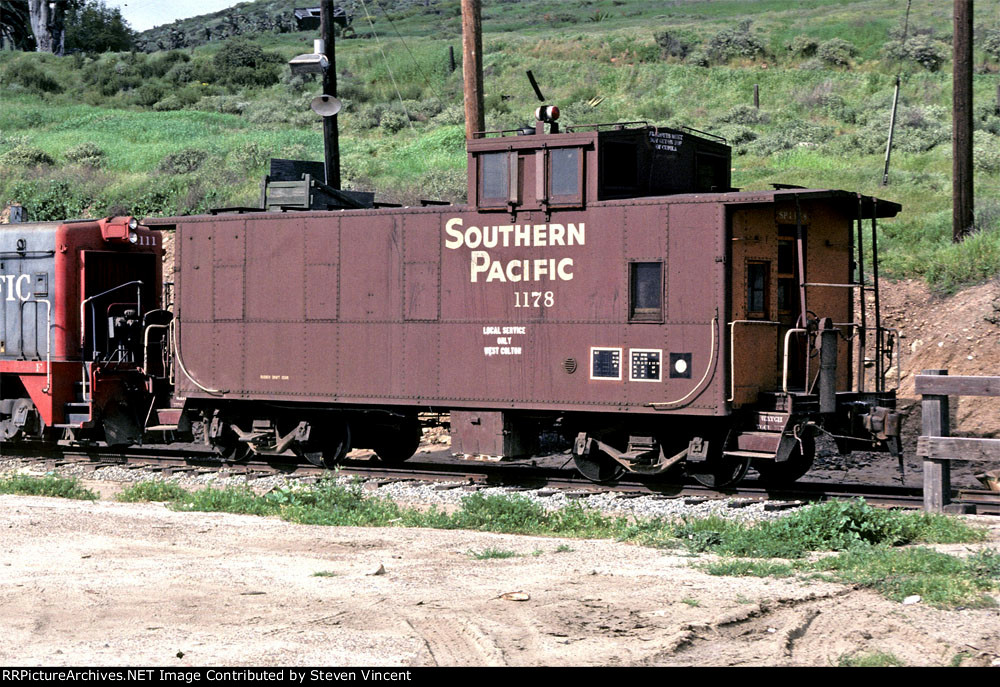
[1, 491, 999, 668]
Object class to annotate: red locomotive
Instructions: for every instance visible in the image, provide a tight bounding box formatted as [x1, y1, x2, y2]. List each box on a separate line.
[1, 111, 903, 487]
[0, 216, 169, 447]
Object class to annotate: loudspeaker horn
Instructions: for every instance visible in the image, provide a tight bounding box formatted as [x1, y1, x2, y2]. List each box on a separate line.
[310, 94, 342, 117]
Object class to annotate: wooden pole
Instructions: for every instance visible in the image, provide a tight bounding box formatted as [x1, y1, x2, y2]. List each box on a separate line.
[461, 0, 485, 139]
[320, 0, 340, 189]
[921, 369, 951, 512]
[449, 45, 456, 73]
[952, 0, 973, 242]
[753, 84, 759, 109]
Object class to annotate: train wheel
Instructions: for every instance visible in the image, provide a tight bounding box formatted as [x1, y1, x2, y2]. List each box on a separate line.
[573, 436, 626, 483]
[688, 427, 748, 489]
[754, 436, 815, 486]
[689, 456, 751, 489]
[372, 417, 421, 464]
[213, 436, 250, 463]
[298, 417, 351, 469]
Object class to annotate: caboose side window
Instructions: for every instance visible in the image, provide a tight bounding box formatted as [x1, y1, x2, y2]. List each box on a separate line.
[549, 147, 583, 206]
[747, 260, 770, 319]
[629, 261, 662, 322]
[479, 152, 510, 208]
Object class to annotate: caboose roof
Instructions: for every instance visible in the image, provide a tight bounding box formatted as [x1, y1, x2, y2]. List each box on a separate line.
[597, 187, 902, 219]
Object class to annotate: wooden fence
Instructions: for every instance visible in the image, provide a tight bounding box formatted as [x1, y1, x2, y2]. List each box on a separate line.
[915, 369, 1000, 512]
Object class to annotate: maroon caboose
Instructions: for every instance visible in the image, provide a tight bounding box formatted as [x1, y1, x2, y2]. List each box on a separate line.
[148, 117, 902, 486]
[0, 217, 168, 446]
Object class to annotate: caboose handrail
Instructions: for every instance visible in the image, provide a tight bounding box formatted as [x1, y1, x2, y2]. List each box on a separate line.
[727, 319, 779, 403]
[782, 328, 807, 392]
[647, 315, 718, 409]
[79, 280, 143, 361]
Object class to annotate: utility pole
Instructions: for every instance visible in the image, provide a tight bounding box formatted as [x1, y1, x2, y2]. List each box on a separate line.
[320, 0, 340, 189]
[461, 0, 485, 139]
[953, 0, 973, 242]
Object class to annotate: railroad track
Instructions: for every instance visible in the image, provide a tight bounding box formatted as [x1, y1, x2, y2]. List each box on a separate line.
[3, 442, 998, 515]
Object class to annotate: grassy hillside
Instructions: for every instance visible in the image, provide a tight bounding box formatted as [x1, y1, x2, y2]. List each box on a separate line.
[1, 0, 999, 291]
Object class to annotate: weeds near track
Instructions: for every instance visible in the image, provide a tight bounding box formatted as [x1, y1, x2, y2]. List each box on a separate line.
[116, 481, 190, 502]
[0, 474, 97, 500]
[14, 473, 991, 609]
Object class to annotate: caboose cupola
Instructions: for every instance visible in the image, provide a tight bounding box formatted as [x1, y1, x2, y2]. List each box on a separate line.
[468, 115, 734, 212]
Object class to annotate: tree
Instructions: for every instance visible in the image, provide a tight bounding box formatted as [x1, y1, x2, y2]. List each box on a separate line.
[1, 1, 35, 50]
[64, 0, 134, 53]
[27, 0, 67, 54]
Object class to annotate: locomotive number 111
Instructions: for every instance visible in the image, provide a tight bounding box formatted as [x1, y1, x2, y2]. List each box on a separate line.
[514, 291, 554, 308]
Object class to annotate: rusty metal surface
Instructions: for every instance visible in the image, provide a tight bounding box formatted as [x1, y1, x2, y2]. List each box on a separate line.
[172, 197, 731, 416]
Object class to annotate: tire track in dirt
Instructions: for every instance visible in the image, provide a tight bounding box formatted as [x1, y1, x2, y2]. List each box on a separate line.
[405, 617, 506, 666]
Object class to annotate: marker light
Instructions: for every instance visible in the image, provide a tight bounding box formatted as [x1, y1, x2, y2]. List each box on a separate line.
[535, 105, 560, 123]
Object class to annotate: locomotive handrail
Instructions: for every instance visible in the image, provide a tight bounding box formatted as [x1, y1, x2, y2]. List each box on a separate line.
[727, 319, 779, 403]
[142, 323, 170, 378]
[79, 280, 142, 361]
[17, 299, 52, 394]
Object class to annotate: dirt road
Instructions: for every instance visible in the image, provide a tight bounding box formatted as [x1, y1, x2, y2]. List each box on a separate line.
[2, 494, 999, 667]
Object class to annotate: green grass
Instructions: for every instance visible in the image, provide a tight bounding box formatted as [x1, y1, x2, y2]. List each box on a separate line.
[467, 548, 520, 560]
[837, 651, 905, 667]
[0, 474, 98, 500]
[312, 570, 339, 577]
[700, 559, 799, 578]
[116, 481, 191, 502]
[812, 545, 1000, 609]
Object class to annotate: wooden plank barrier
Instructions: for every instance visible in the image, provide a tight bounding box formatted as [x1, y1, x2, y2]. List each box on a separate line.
[914, 369, 1000, 512]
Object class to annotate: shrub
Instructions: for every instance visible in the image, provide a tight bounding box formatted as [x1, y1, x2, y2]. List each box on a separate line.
[128, 83, 165, 108]
[379, 109, 407, 133]
[984, 27, 1000, 63]
[653, 30, 692, 59]
[787, 35, 818, 58]
[432, 104, 465, 126]
[213, 37, 282, 88]
[165, 60, 196, 85]
[229, 140, 270, 172]
[817, 38, 857, 67]
[194, 95, 249, 115]
[747, 120, 832, 155]
[6, 179, 92, 220]
[715, 104, 769, 126]
[158, 148, 209, 175]
[973, 131, 1000, 174]
[686, 49, 710, 67]
[153, 95, 185, 111]
[65, 142, 105, 167]
[0, 145, 55, 166]
[707, 20, 765, 62]
[886, 31, 947, 72]
[0, 58, 63, 94]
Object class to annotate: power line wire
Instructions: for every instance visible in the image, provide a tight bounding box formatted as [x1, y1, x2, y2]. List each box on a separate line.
[374, 0, 432, 89]
[358, 0, 413, 129]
